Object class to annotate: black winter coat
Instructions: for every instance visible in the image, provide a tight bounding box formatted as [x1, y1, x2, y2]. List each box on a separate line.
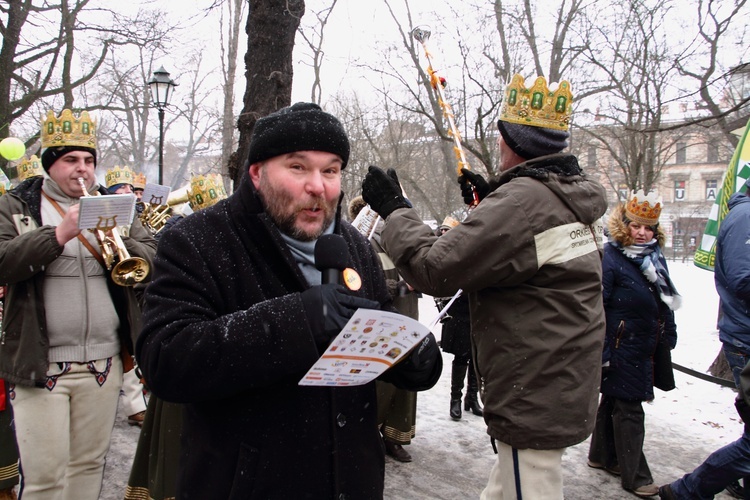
[599, 244, 677, 401]
[136, 177, 441, 500]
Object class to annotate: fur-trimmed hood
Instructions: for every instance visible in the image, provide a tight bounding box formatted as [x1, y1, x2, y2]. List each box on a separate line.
[608, 203, 665, 247]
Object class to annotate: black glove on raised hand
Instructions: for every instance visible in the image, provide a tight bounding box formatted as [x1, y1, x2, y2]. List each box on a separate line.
[301, 283, 380, 352]
[362, 165, 410, 219]
[404, 334, 440, 380]
[458, 168, 490, 205]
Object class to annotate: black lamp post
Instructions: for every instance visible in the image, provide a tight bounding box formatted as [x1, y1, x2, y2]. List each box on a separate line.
[147, 66, 177, 185]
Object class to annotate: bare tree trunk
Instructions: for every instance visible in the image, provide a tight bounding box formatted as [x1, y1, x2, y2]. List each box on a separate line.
[231, 0, 305, 186]
[220, 0, 245, 193]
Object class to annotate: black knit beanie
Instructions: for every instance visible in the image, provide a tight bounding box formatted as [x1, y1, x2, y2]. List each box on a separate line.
[41, 146, 97, 172]
[497, 120, 569, 160]
[247, 102, 350, 168]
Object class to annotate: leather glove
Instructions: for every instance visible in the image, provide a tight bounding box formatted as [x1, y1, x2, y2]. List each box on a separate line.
[362, 166, 410, 219]
[458, 168, 490, 205]
[301, 284, 380, 352]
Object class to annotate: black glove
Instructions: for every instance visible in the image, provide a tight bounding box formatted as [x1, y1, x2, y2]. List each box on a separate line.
[362, 166, 410, 219]
[404, 334, 440, 378]
[301, 284, 380, 352]
[458, 168, 490, 205]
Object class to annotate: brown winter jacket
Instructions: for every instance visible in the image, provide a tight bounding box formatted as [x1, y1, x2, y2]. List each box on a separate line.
[382, 153, 608, 450]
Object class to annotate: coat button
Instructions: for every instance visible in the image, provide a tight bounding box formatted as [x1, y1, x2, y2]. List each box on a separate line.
[336, 413, 346, 427]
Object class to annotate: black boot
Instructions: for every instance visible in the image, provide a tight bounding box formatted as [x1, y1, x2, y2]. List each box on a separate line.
[450, 362, 468, 420]
[465, 366, 483, 416]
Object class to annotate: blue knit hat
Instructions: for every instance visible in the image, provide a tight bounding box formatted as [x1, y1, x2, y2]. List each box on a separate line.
[497, 120, 569, 160]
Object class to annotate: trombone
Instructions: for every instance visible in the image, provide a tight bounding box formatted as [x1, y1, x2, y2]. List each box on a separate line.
[77, 178, 150, 286]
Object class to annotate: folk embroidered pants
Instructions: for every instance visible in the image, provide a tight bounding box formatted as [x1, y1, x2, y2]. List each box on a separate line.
[11, 357, 122, 500]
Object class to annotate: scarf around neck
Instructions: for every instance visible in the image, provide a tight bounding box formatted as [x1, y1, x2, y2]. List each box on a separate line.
[280, 221, 335, 286]
[613, 239, 682, 311]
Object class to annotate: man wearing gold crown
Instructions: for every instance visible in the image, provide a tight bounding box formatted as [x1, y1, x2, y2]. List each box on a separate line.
[362, 74, 608, 499]
[0, 109, 156, 500]
[136, 102, 441, 499]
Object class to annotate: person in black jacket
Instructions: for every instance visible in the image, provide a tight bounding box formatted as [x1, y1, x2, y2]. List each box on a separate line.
[136, 102, 442, 500]
[588, 190, 679, 498]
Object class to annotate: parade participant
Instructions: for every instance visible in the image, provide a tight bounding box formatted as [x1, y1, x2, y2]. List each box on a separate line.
[125, 172, 228, 500]
[137, 102, 442, 499]
[105, 165, 148, 427]
[588, 190, 679, 498]
[349, 195, 420, 463]
[0, 108, 156, 500]
[133, 172, 147, 201]
[362, 74, 607, 499]
[433, 216, 482, 421]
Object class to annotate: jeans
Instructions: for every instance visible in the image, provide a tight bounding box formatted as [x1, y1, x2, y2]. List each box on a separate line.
[723, 343, 750, 389]
[668, 431, 750, 499]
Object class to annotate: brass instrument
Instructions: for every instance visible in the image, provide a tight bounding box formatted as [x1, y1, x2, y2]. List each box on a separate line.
[77, 177, 150, 286]
[139, 184, 190, 234]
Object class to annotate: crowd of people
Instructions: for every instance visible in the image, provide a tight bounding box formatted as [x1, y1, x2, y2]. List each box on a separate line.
[0, 72, 747, 500]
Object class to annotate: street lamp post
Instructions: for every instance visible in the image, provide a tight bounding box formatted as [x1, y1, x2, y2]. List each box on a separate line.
[147, 66, 177, 185]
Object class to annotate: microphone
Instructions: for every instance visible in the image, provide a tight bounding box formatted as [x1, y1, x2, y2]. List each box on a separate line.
[314, 234, 350, 285]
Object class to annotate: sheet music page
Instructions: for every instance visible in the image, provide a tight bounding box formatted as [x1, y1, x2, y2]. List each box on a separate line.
[299, 308, 431, 387]
[77, 193, 136, 230]
[141, 183, 172, 206]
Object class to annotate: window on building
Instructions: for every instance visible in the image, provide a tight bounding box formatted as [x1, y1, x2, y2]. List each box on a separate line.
[676, 143, 687, 164]
[675, 180, 686, 201]
[706, 179, 718, 200]
[587, 146, 597, 170]
[618, 183, 629, 201]
[707, 143, 718, 163]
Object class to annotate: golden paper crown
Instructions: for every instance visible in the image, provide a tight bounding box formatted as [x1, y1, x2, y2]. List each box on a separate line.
[189, 173, 227, 211]
[499, 74, 573, 130]
[17, 155, 44, 181]
[41, 109, 97, 150]
[132, 172, 147, 190]
[105, 165, 135, 189]
[625, 190, 662, 226]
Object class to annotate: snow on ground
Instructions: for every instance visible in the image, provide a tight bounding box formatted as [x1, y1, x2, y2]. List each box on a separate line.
[101, 261, 741, 499]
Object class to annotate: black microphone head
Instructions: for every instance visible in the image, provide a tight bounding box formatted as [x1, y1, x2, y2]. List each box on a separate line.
[314, 234, 350, 272]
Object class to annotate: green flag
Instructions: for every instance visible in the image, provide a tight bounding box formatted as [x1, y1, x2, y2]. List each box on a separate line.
[694, 117, 750, 271]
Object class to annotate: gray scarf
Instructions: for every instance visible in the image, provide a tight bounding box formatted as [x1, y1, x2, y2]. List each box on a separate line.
[280, 221, 335, 286]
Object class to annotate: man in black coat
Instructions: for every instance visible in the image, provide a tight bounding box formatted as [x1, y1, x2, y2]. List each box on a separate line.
[136, 102, 442, 500]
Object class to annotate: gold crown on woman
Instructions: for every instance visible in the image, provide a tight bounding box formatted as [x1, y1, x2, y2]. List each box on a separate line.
[189, 173, 227, 211]
[41, 109, 97, 149]
[625, 189, 662, 226]
[17, 155, 44, 181]
[105, 165, 135, 188]
[499, 74, 573, 131]
[132, 172, 147, 190]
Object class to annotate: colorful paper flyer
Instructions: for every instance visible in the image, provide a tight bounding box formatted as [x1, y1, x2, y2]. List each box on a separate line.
[299, 308, 432, 387]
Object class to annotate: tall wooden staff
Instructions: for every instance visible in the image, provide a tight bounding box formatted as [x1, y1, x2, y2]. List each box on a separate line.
[412, 27, 479, 207]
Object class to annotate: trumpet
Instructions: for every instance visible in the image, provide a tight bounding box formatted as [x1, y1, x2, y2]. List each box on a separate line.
[77, 178, 150, 286]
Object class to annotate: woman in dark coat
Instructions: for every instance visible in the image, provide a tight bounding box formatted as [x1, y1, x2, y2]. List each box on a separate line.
[588, 191, 680, 498]
[434, 216, 482, 421]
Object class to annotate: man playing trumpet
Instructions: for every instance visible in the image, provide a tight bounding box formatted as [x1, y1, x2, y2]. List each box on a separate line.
[0, 109, 156, 500]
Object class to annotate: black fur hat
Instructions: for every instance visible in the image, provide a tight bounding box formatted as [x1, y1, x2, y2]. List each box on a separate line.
[247, 102, 350, 168]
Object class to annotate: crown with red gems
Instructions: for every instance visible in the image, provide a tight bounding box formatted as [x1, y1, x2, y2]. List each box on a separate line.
[41, 109, 97, 149]
[17, 155, 44, 181]
[105, 165, 135, 189]
[499, 74, 573, 130]
[132, 172, 147, 190]
[189, 173, 227, 211]
[625, 189, 662, 226]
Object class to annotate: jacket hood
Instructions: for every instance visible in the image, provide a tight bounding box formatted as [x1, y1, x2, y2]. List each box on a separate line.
[728, 191, 750, 211]
[608, 203, 666, 247]
[492, 154, 608, 225]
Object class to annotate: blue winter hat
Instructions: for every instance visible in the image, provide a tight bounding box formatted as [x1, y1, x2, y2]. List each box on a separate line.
[247, 102, 350, 168]
[497, 120, 569, 160]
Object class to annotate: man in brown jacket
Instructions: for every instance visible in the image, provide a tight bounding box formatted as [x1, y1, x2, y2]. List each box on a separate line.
[362, 74, 607, 499]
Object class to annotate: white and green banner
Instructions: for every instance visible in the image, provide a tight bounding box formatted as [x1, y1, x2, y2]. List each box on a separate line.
[694, 118, 750, 271]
